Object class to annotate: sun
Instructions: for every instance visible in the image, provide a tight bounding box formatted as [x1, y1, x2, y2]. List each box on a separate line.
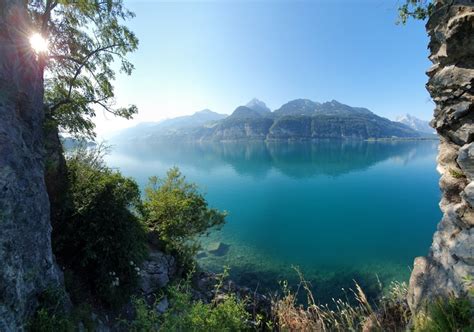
[29, 33, 49, 53]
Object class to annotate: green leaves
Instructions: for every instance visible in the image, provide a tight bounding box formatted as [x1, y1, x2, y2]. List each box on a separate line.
[54, 145, 147, 306]
[28, 0, 139, 138]
[397, 0, 434, 25]
[160, 281, 251, 332]
[143, 167, 226, 264]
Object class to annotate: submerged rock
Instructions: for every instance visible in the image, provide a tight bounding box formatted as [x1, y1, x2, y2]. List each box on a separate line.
[196, 251, 208, 259]
[207, 242, 230, 256]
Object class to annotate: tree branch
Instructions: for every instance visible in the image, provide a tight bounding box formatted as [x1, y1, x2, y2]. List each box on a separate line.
[41, 0, 58, 33]
[66, 44, 123, 101]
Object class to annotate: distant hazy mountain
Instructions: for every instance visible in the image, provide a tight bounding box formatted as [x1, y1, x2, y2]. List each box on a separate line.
[245, 98, 271, 115]
[112, 109, 227, 141]
[60, 136, 96, 150]
[113, 99, 422, 142]
[395, 114, 434, 134]
[157, 109, 227, 129]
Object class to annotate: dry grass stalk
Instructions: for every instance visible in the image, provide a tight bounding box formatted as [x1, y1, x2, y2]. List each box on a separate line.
[273, 268, 410, 331]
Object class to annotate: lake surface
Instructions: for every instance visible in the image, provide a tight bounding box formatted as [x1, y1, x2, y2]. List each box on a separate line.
[106, 139, 441, 303]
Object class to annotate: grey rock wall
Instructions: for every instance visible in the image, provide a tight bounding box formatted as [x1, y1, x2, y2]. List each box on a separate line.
[408, 0, 474, 311]
[0, 1, 63, 330]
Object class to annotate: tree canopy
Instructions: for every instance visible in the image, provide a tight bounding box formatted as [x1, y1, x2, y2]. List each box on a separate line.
[398, 0, 434, 24]
[143, 167, 226, 264]
[28, 0, 138, 138]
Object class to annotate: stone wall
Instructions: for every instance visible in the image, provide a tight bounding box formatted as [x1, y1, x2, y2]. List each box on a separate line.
[408, 0, 474, 311]
[0, 1, 63, 330]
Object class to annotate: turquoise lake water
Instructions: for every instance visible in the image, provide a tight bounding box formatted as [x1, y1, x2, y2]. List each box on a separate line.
[106, 139, 441, 303]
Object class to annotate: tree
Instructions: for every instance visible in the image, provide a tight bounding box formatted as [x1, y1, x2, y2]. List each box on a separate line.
[143, 167, 226, 266]
[398, 0, 434, 24]
[28, 0, 138, 138]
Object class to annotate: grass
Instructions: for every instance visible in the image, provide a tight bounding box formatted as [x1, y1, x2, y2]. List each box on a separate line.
[272, 267, 411, 331]
[413, 296, 473, 332]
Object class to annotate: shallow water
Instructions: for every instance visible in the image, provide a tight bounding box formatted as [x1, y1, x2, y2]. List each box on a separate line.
[106, 139, 441, 303]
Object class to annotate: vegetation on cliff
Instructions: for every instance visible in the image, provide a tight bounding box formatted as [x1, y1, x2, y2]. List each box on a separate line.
[54, 146, 147, 306]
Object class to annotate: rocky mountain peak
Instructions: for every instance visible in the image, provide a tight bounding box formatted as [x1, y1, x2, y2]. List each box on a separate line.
[230, 106, 262, 119]
[395, 113, 433, 134]
[245, 98, 271, 114]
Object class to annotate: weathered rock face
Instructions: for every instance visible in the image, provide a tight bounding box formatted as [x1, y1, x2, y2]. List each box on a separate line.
[0, 1, 63, 330]
[408, 0, 474, 311]
[139, 251, 176, 296]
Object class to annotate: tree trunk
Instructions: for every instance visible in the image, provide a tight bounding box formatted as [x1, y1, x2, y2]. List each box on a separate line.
[44, 122, 70, 231]
[408, 0, 474, 311]
[0, 1, 63, 330]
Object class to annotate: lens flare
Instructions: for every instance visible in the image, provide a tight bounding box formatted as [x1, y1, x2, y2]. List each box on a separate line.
[29, 33, 48, 53]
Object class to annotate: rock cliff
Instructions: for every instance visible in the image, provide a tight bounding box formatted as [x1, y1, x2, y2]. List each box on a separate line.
[408, 0, 474, 311]
[0, 1, 63, 330]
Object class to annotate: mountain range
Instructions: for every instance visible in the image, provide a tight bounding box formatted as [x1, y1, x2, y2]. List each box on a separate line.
[395, 114, 434, 134]
[113, 99, 433, 142]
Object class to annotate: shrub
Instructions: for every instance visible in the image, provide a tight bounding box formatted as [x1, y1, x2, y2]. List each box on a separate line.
[160, 282, 251, 331]
[142, 167, 226, 266]
[28, 287, 94, 332]
[413, 295, 474, 332]
[29, 308, 74, 332]
[120, 297, 160, 331]
[53, 146, 147, 306]
[28, 288, 74, 332]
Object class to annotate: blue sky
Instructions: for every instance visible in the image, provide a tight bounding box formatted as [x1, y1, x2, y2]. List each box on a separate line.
[96, 0, 433, 136]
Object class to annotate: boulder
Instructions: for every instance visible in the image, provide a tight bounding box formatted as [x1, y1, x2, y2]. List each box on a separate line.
[139, 251, 176, 295]
[196, 251, 208, 259]
[155, 296, 169, 314]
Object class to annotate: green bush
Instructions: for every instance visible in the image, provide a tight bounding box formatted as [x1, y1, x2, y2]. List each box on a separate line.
[160, 282, 250, 332]
[28, 287, 95, 332]
[53, 146, 147, 306]
[142, 167, 226, 266]
[29, 308, 74, 332]
[414, 295, 474, 332]
[121, 297, 160, 331]
[28, 288, 74, 332]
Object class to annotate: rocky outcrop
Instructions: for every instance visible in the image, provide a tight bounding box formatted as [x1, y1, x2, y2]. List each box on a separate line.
[0, 1, 64, 330]
[139, 251, 176, 296]
[408, 0, 474, 311]
[192, 271, 272, 318]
